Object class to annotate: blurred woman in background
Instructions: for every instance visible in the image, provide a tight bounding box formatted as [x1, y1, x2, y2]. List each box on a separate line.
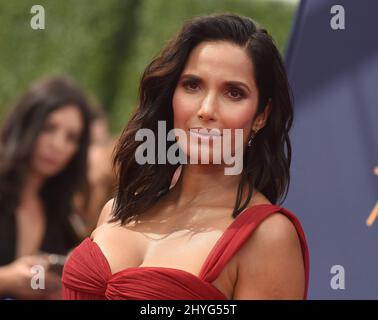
[74, 105, 117, 232]
[0, 76, 91, 299]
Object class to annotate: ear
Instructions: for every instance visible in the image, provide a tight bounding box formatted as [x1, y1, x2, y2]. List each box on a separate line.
[252, 99, 272, 131]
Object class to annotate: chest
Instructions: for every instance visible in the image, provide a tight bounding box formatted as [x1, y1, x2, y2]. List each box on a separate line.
[93, 220, 238, 298]
[15, 203, 46, 258]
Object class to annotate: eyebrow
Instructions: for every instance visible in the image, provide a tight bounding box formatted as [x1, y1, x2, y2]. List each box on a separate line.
[179, 73, 252, 93]
[46, 119, 82, 134]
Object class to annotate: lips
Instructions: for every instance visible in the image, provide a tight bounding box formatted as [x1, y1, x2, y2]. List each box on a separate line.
[189, 127, 222, 137]
[40, 156, 60, 166]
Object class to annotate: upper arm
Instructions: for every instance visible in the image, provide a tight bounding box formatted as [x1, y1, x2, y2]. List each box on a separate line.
[233, 212, 306, 300]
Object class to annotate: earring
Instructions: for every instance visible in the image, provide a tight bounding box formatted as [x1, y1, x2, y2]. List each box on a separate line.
[247, 129, 257, 147]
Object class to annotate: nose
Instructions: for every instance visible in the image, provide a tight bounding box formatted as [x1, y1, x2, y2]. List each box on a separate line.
[50, 130, 67, 152]
[197, 92, 217, 122]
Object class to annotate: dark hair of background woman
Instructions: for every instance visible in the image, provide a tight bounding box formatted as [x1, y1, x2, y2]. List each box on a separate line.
[0, 76, 91, 265]
[112, 13, 294, 225]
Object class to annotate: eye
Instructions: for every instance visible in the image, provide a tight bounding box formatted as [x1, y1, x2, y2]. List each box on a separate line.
[182, 80, 199, 91]
[227, 87, 245, 100]
[67, 131, 81, 144]
[42, 122, 56, 133]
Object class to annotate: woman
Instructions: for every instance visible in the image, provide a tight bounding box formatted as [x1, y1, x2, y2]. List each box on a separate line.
[74, 105, 117, 232]
[62, 14, 310, 300]
[0, 76, 91, 299]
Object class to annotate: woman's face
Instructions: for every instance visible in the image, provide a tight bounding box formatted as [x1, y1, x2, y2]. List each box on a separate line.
[31, 105, 84, 177]
[172, 40, 269, 165]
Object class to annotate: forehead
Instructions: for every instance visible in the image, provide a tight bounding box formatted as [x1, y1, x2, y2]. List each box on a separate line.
[182, 41, 256, 86]
[46, 105, 83, 130]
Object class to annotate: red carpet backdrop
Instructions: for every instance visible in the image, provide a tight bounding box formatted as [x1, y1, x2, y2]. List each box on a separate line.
[284, 0, 378, 299]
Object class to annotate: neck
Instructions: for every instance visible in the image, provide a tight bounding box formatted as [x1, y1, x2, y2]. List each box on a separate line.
[21, 169, 45, 201]
[168, 164, 241, 209]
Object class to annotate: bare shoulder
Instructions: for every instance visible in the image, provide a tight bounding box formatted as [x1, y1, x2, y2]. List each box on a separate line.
[251, 212, 301, 246]
[97, 198, 115, 227]
[90, 199, 115, 239]
[238, 212, 303, 265]
[246, 190, 299, 245]
[88, 199, 148, 274]
[233, 212, 306, 299]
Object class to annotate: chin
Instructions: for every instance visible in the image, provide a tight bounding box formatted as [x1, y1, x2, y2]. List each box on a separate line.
[187, 144, 222, 163]
[35, 166, 63, 179]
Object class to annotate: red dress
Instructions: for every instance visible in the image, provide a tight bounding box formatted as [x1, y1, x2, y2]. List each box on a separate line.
[62, 204, 310, 299]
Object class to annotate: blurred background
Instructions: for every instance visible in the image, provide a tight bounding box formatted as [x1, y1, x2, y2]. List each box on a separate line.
[0, 0, 298, 134]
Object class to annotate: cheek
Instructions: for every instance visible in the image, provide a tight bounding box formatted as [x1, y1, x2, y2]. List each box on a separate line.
[219, 101, 257, 136]
[218, 101, 257, 149]
[172, 90, 197, 128]
[33, 134, 48, 157]
[62, 142, 79, 162]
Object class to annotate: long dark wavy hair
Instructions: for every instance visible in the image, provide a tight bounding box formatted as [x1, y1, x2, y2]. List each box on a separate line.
[112, 13, 294, 225]
[0, 76, 92, 265]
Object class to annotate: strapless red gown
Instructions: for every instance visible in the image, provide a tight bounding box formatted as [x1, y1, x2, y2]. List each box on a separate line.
[62, 204, 310, 299]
